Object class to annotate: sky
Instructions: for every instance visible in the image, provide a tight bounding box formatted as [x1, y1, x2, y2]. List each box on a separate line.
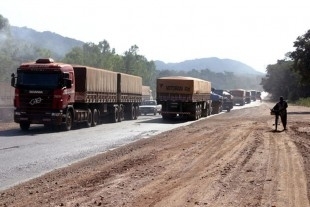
[1, 0, 310, 73]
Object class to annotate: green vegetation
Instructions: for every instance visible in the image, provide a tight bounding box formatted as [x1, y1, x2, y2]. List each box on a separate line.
[62, 42, 157, 89]
[4, 13, 309, 103]
[0, 15, 53, 82]
[294, 98, 310, 107]
[261, 29, 310, 103]
[157, 69, 262, 91]
[0, 14, 263, 96]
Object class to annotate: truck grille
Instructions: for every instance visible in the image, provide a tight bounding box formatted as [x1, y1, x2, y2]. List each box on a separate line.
[19, 89, 53, 112]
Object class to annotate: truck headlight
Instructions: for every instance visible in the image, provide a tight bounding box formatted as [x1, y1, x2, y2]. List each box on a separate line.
[51, 113, 61, 116]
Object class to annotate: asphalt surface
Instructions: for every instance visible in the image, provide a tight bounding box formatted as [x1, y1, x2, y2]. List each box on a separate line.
[0, 113, 194, 190]
[0, 101, 262, 191]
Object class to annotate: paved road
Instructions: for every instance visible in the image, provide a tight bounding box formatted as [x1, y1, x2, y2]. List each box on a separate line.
[0, 101, 262, 191]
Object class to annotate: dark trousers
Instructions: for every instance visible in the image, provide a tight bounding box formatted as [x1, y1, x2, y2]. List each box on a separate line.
[280, 113, 287, 129]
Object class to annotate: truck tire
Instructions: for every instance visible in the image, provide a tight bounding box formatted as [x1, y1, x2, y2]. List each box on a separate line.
[198, 104, 202, 119]
[118, 105, 124, 122]
[131, 106, 136, 119]
[162, 114, 169, 120]
[213, 107, 219, 114]
[20, 122, 30, 131]
[85, 108, 92, 127]
[195, 105, 199, 120]
[62, 110, 73, 131]
[134, 106, 139, 119]
[207, 105, 211, 116]
[92, 108, 99, 127]
[201, 109, 207, 117]
[111, 107, 119, 123]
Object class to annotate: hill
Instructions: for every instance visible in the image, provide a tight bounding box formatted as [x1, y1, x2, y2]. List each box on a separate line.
[155, 58, 264, 75]
[10, 26, 84, 58]
[10, 26, 263, 76]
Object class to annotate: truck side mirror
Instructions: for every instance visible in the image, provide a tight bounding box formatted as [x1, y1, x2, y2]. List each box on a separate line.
[11, 73, 16, 87]
[64, 79, 72, 88]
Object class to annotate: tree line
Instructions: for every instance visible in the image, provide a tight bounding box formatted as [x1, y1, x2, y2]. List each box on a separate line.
[261, 29, 310, 101]
[0, 14, 263, 97]
[4, 14, 309, 102]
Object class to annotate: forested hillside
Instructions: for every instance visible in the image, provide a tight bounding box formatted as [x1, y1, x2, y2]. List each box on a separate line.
[155, 58, 263, 75]
[1, 13, 309, 103]
[0, 14, 265, 97]
[10, 26, 83, 58]
[260, 30, 310, 102]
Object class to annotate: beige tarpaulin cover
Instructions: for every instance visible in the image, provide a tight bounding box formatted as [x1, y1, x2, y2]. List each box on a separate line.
[157, 76, 211, 94]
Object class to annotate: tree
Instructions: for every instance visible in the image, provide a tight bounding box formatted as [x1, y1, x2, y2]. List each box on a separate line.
[289, 29, 310, 83]
[97, 40, 117, 70]
[63, 40, 121, 71]
[0, 15, 9, 32]
[62, 47, 84, 64]
[261, 60, 302, 101]
[123, 45, 139, 74]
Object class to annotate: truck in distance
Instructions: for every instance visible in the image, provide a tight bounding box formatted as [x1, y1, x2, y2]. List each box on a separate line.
[210, 91, 223, 114]
[11, 58, 142, 131]
[142, 85, 153, 101]
[245, 91, 251, 104]
[256, 91, 262, 102]
[156, 76, 212, 120]
[229, 89, 246, 106]
[213, 89, 234, 112]
[139, 100, 162, 115]
[250, 90, 257, 101]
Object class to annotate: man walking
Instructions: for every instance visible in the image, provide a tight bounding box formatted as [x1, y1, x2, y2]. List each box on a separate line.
[272, 96, 288, 131]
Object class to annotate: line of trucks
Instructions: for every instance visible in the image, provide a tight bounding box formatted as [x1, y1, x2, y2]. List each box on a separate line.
[9, 58, 261, 131]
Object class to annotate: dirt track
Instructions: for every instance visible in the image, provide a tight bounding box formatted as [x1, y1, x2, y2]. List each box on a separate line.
[1, 102, 310, 207]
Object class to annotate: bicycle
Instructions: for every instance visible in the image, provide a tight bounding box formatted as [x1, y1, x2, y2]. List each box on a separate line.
[270, 109, 280, 131]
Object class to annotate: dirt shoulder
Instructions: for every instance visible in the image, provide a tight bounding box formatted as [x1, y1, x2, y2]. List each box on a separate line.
[1, 102, 310, 207]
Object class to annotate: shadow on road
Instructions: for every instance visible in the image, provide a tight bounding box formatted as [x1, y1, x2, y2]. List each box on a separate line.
[287, 111, 310, 115]
[137, 115, 189, 124]
[0, 125, 61, 137]
[270, 129, 286, 133]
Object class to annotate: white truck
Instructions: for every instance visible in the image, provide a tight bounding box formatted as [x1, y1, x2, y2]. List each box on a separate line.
[139, 100, 162, 115]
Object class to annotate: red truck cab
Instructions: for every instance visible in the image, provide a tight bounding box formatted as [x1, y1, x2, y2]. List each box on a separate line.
[11, 58, 74, 130]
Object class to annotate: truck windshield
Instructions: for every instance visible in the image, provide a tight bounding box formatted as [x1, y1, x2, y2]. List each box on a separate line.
[142, 101, 156, 105]
[16, 72, 62, 89]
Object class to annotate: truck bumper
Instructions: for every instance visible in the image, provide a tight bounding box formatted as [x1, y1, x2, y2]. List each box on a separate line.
[14, 109, 63, 125]
[140, 108, 157, 115]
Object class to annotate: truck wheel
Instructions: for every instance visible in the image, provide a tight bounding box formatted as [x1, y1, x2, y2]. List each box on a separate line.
[214, 107, 219, 114]
[198, 104, 202, 118]
[201, 108, 207, 117]
[134, 106, 139, 119]
[207, 106, 211, 116]
[111, 107, 119, 123]
[92, 108, 99, 127]
[20, 122, 30, 131]
[85, 108, 92, 127]
[62, 111, 73, 131]
[162, 114, 169, 120]
[195, 105, 199, 120]
[131, 106, 136, 119]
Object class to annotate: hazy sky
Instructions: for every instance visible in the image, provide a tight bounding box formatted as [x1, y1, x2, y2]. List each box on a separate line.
[1, 0, 310, 73]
